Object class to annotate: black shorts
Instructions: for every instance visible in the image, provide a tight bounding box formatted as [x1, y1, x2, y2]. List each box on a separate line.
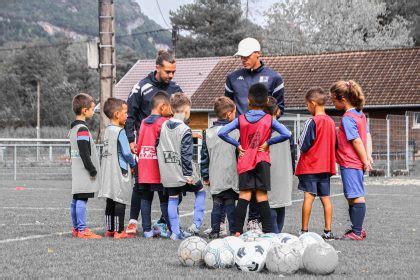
[137, 183, 164, 192]
[238, 162, 271, 191]
[212, 188, 239, 200]
[298, 173, 331, 197]
[166, 182, 204, 197]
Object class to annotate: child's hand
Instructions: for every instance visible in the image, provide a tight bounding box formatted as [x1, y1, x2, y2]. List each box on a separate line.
[368, 155, 374, 165]
[237, 145, 245, 157]
[203, 179, 210, 186]
[129, 142, 137, 154]
[185, 176, 193, 185]
[258, 142, 269, 152]
[363, 160, 372, 172]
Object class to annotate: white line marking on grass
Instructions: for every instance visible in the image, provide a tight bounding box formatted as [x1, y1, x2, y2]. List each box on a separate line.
[1, 206, 104, 211]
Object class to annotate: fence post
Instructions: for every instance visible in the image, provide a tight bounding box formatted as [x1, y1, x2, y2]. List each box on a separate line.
[14, 145, 17, 181]
[405, 113, 409, 172]
[49, 145, 53, 162]
[386, 116, 391, 177]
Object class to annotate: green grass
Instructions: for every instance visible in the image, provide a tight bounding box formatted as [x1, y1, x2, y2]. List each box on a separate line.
[0, 179, 419, 279]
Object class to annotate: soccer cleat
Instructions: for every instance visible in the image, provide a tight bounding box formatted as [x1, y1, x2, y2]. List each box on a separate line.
[143, 229, 160, 239]
[180, 229, 192, 239]
[187, 224, 200, 236]
[361, 228, 367, 238]
[170, 232, 185, 241]
[234, 232, 241, 237]
[153, 221, 170, 238]
[208, 232, 220, 239]
[77, 228, 102, 239]
[114, 231, 129, 239]
[203, 227, 212, 235]
[298, 229, 308, 236]
[105, 230, 115, 237]
[340, 230, 364, 241]
[220, 222, 228, 237]
[322, 231, 336, 241]
[344, 227, 367, 238]
[125, 220, 138, 234]
[72, 228, 78, 237]
[246, 219, 262, 231]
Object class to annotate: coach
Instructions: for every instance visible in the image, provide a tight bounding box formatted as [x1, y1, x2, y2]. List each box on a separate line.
[125, 50, 182, 153]
[224, 37, 286, 231]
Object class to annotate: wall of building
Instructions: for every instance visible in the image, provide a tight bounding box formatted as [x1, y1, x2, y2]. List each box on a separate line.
[190, 112, 209, 131]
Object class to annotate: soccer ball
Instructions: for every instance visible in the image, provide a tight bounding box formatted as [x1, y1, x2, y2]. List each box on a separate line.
[235, 240, 270, 272]
[240, 230, 262, 242]
[178, 236, 208, 266]
[299, 232, 324, 250]
[203, 239, 235, 269]
[266, 243, 301, 275]
[223, 236, 245, 256]
[277, 233, 300, 245]
[287, 240, 305, 269]
[302, 242, 339, 275]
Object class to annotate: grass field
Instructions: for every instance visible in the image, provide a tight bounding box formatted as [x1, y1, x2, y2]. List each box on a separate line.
[1, 178, 419, 279]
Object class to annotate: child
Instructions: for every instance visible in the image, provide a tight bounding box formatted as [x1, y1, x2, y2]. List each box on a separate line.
[330, 80, 372, 240]
[295, 87, 337, 240]
[264, 97, 293, 234]
[201, 96, 239, 239]
[69, 93, 101, 239]
[157, 93, 206, 240]
[218, 83, 292, 235]
[98, 98, 136, 239]
[126, 91, 172, 238]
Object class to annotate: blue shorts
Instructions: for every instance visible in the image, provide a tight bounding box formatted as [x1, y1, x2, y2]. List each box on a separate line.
[340, 167, 365, 199]
[298, 173, 331, 197]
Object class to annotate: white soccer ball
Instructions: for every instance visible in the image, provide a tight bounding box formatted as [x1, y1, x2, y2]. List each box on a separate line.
[223, 236, 245, 256]
[277, 233, 300, 245]
[299, 232, 324, 250]
[266, 243, 301, 275]
[240, 230, 262, 242]
[288, 240, 305, 269]
[203, 239, 235, 269]
[178, 236, 208, 266]
[235, 240, 270, 272]
[302, 242, 339, 275]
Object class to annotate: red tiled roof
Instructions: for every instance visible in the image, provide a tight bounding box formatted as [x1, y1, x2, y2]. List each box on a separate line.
[115, 57, 220, 100]
[191, 48, 420, 110]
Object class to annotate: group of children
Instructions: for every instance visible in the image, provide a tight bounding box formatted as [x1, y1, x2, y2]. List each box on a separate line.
[69, 79, 370, 241]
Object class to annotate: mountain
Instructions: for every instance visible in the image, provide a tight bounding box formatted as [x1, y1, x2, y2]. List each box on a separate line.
[0, 0, 171, 59]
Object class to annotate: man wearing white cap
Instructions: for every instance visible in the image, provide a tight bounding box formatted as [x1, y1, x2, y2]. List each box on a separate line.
[224, 37, 286, 231]
[225, 37, 285, 116]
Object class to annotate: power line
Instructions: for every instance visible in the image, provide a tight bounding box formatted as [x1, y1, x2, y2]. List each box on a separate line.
[155, 0, 171, 28]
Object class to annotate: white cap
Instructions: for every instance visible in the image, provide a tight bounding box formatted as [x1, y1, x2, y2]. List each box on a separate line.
[234, 37, 261, 57]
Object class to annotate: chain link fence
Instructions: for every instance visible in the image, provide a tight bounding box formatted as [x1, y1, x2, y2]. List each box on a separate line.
[1, 112, 419, 180]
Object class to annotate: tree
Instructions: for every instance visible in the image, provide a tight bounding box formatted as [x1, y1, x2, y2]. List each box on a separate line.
[170, 0, 262, 57]
[263, 0, 414, 55]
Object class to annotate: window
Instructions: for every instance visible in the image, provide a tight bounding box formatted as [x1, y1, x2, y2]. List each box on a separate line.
[413, 112, 420, 129]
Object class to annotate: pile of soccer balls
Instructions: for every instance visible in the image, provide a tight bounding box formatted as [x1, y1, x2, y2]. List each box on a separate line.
[177, 230, 339, 275]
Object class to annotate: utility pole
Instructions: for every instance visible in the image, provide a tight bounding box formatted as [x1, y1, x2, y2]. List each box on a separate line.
[98, 0, 115, 141]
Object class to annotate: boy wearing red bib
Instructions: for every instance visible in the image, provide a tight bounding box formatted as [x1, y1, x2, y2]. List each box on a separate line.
[330, 80, 372, 241]
[295, 87, 336, 240]
[219, 83, 291, 235]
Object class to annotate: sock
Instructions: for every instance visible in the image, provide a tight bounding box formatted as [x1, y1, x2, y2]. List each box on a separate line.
[70, 199, 77, 229]
[348, 204, 353, 224]
[129, 187, 142, 221]
[276, 207, 286, 233]
[158, 191, 169, 227]
[105, 198, 115, 232]
[193, 191, 206, 229]
[75, 199, 87, 231]
[324, 229, 331, 233]
[234, 199, 249, 234]
[350, 203, 366, 236]
[211, 198, 223, 233]
[168, 197, 180, 235]
[224, 199, 236, 234]
[114, 202, 126, 233]
[248, 194, 260, 222]
[140, 198, 152, 232]
[258, 200, 273, 233]
[270, 208, 279, 234]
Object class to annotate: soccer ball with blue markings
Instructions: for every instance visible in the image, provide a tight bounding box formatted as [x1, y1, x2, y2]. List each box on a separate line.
[277, 233, 300, 245]
[239, 230, 263, 242]
[235, 240, 271, 272]
[178, 236, 208, 266]
[203, 239, 235, 269]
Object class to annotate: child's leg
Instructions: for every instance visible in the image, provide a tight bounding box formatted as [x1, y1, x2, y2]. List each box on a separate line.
[235, 190, 252, 234]
[140, 190, 154, 233]
[114, 201, 126, 233]
[276, 207, 286, 233]
[348, 197, 366, 235]
[270, 209, 279, 234]
[158, 191, 169, 227]
[168, 195, 180, 235]
[75, 198, 88, 231]
[301, 192, 315, 231]
[211, 197, 223, 234]
[247, 193, 260, 222]
[320, 196, 333, 231]
[193, 190, 206, 229]
[105, 198, 116, 232]
[129, 186, 142, 222]
[224, 198, 236, 235]
[255, 190, 272, 233]
[70, 199, 77, 229]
